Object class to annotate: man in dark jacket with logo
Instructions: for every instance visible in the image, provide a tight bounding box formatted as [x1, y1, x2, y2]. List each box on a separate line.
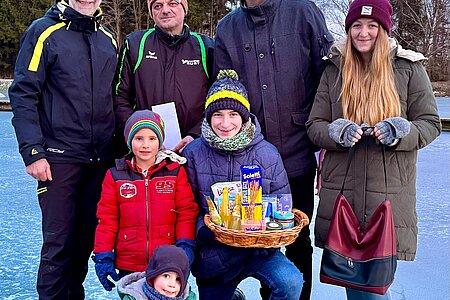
[114, 0, 213, 154]
[214, 1, 333, 299]
[8, 0, 117, 298]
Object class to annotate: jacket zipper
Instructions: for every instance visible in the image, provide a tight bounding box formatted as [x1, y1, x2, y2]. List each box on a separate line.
[87, 33, 97, 162]
[145, 178, 149, 262]
[228, 154, 232, 179]
[325, 245, 393, 263]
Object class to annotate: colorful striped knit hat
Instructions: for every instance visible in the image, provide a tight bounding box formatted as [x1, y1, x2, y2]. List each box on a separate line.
[205, 69, 250, 123]
[124, 110, 165, 150]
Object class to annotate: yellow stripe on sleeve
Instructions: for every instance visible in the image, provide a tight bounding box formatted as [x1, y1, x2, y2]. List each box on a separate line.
[28, 22, 66, 72]
[99, 26, 118, 49]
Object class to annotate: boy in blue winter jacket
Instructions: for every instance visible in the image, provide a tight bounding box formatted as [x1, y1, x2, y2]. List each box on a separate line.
[182, 70, 302, 299]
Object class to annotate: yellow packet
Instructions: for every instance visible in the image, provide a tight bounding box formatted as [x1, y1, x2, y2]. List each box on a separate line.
[231, 193, 242, 229]
[253, 186, 263, 221]
[220, 187, 231, 228]
[206, 195, 222, 226]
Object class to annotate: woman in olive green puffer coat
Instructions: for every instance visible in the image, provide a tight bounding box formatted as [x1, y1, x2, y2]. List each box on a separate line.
[307, 37, 441, 262]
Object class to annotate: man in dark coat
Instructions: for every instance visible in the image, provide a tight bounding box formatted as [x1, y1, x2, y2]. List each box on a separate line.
[8, 0, 117, 298]
[213, 1, 334, 299]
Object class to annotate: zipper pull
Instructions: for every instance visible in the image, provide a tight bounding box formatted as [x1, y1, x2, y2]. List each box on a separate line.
[347, 257, 354, 268]
[271, 40, 275, 55]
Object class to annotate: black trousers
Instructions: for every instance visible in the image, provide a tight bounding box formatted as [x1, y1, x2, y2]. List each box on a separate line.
[260, 171, 316, 300]
[286, 172, 315, 300]
[36, 162, 110, 300]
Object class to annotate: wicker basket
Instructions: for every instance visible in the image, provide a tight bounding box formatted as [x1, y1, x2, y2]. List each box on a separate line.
[204, 209, 309, 248]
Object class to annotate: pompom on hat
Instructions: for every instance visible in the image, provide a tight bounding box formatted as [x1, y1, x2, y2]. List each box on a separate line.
[205, 69, 251, 123]
[146, 245, 189, 297]
[345, 0, 393, 34]
[149, 0, 188, 17]
[124, 110, 165, 150]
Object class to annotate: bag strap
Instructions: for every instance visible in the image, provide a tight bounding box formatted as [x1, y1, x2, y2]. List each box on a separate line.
[340, 144, 388, 199]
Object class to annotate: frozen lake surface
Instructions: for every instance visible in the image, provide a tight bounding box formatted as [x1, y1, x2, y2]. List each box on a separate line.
[0, 104, 448, 299]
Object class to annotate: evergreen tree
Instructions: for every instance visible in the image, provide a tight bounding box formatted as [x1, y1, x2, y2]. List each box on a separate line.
[0, 0, 53, 77]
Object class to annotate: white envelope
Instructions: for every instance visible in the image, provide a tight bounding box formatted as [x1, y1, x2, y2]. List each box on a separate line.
[152, 102, 182, 151]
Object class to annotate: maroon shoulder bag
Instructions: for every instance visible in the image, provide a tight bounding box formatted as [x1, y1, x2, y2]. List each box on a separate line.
[320, 146, 397, 294]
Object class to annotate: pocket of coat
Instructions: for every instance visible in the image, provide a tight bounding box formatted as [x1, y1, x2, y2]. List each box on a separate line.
[119, 230, 138, 243]
[116, 229, 142, 256]
[158, 226, 176, 243]
[291, 112, 309, 127]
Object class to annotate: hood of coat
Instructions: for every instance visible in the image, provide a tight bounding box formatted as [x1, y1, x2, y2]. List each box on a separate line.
[117, 272, 148, 300]
[199, 113, 264, 156]
[325, 38, 426, 68]
[45, 1, 103, 32]
[117, 272, 191, 300]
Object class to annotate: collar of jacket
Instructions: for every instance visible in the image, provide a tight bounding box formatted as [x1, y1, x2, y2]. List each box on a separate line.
[47, 1, 103, 32]
[155, 24, 190, 46]
[241, 0, 279, 18]
[115, 151, 182, 173]
[325, 37, 426, 68]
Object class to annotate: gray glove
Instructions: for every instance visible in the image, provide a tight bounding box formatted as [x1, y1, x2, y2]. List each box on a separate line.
[375, 117, 411, 145]
[328, 118, 361, 147]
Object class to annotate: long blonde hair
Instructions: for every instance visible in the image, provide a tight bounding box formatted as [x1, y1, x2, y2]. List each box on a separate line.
[341, 28, 400, 125]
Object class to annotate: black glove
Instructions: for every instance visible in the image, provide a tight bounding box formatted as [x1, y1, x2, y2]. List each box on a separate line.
[92, 252, 119, 291]
[328, 118, 361, 147]
[375, 117, 411, 145]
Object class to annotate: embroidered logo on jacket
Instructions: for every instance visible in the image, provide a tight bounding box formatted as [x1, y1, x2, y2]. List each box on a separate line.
[181, 59, 200, 66]
[155, 180, 175, 194]
[145, 51, 158, 60]
[31, 148, 39, 155]
[47, 147, 65, 154]
[120, 183, 137, 198]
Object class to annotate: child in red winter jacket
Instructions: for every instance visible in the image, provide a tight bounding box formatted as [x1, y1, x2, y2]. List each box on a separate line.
[92, 110, 198, 292]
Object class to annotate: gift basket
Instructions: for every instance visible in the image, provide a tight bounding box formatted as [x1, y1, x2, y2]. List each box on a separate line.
[203, 165, 310, 248]
[204, 208, 309, 248]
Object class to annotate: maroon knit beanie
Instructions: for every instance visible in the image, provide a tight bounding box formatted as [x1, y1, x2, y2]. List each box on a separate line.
[345, 0, 393, 34]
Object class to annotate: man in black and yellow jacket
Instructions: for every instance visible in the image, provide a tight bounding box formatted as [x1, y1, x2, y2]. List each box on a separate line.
[8, 0, 117, 298]
[113, 0, 213, 154]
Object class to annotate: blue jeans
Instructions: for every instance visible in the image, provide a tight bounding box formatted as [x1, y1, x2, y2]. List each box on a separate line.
[346, 288, 392, 300]
[197, 250, 302, 300]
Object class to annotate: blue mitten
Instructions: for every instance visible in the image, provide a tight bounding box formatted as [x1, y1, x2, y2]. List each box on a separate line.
[375, 117, 411, 145]
[92, 252, 120, 291]
[328, 118, 361, 147]
[176, 239, 196, 266]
